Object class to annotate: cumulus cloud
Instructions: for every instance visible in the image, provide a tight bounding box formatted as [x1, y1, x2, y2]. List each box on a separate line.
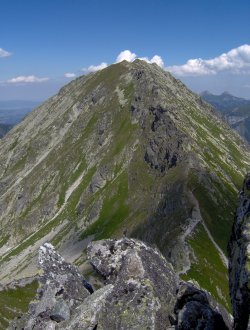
[116, 50, 164, 67]
[139, 55, 164, 68]
[0, 48, 11, 58]
[7, 75, 49, 84]
[82, 62, 108, 73]
[168, 44, 250, 76]
[80, 50, 164, 76]
[116, 50, 137, 63]
[64, 72, 76, 78]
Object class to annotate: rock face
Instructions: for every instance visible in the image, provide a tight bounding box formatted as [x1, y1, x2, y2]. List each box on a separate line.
[10, 239, 230, 329]
[174, 282, 230, 329]
[86, 238, 178, 329]
[228, 173, 250, 330]
[9, 243, 90, 329]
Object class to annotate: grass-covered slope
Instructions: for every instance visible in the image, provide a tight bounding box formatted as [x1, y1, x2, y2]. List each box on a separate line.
[0, 280, 38, 329]
[0, 60, 249, 318]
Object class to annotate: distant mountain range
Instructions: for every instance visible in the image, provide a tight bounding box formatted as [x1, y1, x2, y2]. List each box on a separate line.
[201, 91, 250, 143]
[0, 100, 40, 137]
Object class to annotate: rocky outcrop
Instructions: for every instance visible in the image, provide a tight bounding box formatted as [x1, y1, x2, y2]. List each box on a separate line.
[174, 282, 230, 329]
[228, 173, 250, 330]
[85, 238, 178, 329]
[144, 105, 184, 173]
[9, 243, 91, 329]
[10, 238, 230, 329]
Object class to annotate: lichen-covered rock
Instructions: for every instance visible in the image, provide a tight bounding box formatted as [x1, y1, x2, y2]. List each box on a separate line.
[85, 237, 178, 329]
[58, 285, 114, 330]
[10, 239, 231, 330]
[9, 243, 90, 329]
[228, 173, 250, 330]
[174, 282, 231, 329]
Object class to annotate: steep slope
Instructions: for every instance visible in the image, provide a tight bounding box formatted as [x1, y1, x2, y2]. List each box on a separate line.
[0, 60, 249, 317]
[201, 91, 250, 143]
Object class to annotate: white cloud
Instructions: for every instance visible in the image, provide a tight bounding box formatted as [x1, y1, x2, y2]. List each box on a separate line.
[7, 75, 49, 84]
[116, 50, 164, 67]
[168, 44, 250, 76]
[82, 62, 108, 73]
[116, 50, 137, 63]
[79, 50, 164, 76]
[150, 55, 164, 68]
[64, 72, 76, 78]
[139, 55, 164, 68]
[0, 48, 11, 58]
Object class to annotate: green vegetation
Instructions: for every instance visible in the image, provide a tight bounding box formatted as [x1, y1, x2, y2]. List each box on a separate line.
[188, 170, 237, 254]
[0, 235, 9, 249]
[82, 62, 128, 95]
[0, 280, 38, 329]
[20, 182, 50, 219]
[182, 223, 231, 313]
[81, 170, 129, 240]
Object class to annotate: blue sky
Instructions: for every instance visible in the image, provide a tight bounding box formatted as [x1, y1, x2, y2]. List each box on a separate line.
[0, 0, 250, 100]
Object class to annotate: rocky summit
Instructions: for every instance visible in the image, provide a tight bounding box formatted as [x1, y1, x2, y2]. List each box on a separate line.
[9, 239, 231, 330]
[0, 60, 250, 326]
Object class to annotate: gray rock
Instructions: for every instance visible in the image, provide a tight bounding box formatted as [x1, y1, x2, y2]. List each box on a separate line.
[58, 285, 114, 330]
[228, 173, 250, 330]
[9, 239, 232, 330]
[87, 237, 178, 329]
[9, 243, 90, 329]
[174, 282, 231, 329]
[50, 300, 70, 322]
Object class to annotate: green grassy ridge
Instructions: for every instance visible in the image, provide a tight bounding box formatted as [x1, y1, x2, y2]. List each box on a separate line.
[181, 223, 231, 313]
[0, 280, 38, 329]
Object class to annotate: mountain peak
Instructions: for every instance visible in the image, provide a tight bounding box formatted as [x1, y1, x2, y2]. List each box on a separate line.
[0, 54, 249, 325]
[221, 91, 232, 96]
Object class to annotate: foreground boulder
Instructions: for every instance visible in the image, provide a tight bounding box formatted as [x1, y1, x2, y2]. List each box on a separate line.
[174, 282, 230, 329]
[9, 243, 91, 329]
[9, 238, 230, 329]
[85, 238, 178, 329]
[228, 173, 250, 330]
